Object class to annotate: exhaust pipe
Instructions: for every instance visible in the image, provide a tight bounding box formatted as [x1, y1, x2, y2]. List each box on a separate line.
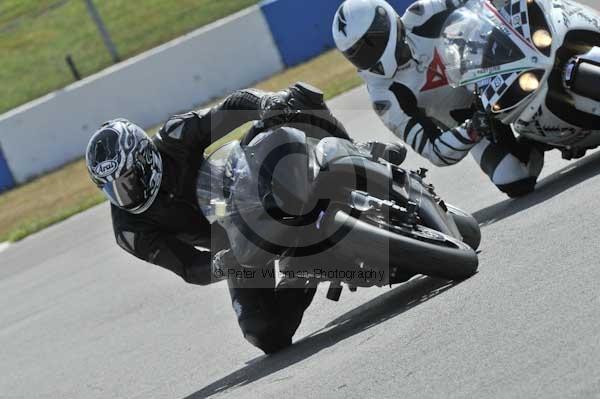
[564, 46, 600, 102]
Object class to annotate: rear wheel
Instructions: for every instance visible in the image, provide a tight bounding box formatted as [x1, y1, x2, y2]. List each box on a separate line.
[325, 210, 479, 281]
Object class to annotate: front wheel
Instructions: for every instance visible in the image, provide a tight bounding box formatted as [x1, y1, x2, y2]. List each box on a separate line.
[446, 204, 481, 251]
[325, 210, 479, 281]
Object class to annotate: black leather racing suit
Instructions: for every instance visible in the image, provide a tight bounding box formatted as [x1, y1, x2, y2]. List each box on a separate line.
[110, 84, 350, 354]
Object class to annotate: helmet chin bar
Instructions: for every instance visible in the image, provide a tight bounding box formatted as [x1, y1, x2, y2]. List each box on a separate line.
[375, 15, 405, 78]
[563, 47, 600, 102]
[395, 36, 413, 68]
[128, 168, 162, 215]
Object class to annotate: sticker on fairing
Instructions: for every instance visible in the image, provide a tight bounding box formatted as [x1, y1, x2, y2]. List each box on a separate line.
[94, 160, 118, 177]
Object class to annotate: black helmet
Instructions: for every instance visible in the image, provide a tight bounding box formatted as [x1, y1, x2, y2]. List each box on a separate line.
[86, 119, 162, 214]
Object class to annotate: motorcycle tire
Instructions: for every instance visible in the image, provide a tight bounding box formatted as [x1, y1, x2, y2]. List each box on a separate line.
[446, 204, 481, 251]
[325, 210, 479, 281]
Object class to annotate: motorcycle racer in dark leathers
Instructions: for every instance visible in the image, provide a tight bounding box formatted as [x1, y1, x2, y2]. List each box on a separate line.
[86, 83, 351, 354]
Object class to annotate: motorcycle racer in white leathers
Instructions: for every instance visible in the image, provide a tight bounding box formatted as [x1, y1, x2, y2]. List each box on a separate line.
[333, 0, 544, 197]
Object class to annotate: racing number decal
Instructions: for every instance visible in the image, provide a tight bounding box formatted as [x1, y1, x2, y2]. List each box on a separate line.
[421, 48, 449, 92]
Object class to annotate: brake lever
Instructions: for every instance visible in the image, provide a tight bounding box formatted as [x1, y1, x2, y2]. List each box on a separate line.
[471, 93, 500, 144]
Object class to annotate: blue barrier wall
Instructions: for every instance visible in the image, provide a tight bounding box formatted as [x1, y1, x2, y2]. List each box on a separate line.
[0, 144, 15, 193]
[260, 0, 413, 67]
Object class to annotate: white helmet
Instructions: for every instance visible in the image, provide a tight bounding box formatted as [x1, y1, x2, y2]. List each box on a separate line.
[332, 0, 412, 79]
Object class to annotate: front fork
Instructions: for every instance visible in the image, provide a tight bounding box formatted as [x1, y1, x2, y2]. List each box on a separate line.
[403, 168, 462, 239]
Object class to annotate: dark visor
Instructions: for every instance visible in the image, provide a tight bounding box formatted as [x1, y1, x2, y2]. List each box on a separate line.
[103, 168, 147, 210]
[343, 6, 391, 71]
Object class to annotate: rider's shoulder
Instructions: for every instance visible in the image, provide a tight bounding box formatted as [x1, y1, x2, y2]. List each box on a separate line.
[401, 0, 451, 30]
[157, 112, 200, 143]
[360, 68, 418, 97]
[359, 70, 393, 90]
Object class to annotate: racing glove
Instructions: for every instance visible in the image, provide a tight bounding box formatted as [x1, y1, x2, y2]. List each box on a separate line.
[466, 110, 493, 143]
[259, 91, 293, 128]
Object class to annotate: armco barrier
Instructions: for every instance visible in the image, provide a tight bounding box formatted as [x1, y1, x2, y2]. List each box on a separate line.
[0, 6, 283, 184]
[260, 0, 413, 67]
[0, 144, 15, 193]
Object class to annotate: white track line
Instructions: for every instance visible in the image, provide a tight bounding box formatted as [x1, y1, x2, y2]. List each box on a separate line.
[0, 242, 10, 254]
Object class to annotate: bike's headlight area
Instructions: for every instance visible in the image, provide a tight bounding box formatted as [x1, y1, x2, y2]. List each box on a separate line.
[491, 70, 545, 113]
[532, 29, 552, 49]
[527, 0, 553, 56]
[519, 72, 541, 92]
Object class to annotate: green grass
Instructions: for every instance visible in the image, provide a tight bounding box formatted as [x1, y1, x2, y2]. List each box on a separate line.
[0, 158, 106, 242]
[5, 193, 106, 242]
[0, 49, 363, 243]
[0, 0, 259, 114]
[206, 49, 363, 153]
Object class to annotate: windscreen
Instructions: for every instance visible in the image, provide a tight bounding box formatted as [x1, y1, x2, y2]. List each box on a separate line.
[197, 141, 261, 225]
[440, 1, 527, 87]
[195, 130, 316, 266]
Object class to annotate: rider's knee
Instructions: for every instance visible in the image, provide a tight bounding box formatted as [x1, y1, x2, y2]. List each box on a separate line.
[229, 285, 295, 354]
[239, 318, 293, 354]
[496, 177, 537, 198]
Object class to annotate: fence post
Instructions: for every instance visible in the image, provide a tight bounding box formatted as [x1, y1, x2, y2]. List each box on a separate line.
[65, 55, 82, 80]
[84, 0, 120, 63]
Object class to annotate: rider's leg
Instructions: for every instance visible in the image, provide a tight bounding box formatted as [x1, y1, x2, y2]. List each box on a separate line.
[273, 281, 317, 340]
[470, 137, 544, 198]
[227, 271, 316, 354]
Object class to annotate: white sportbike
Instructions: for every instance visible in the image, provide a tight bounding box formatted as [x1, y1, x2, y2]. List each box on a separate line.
[441, 0, 600, 159]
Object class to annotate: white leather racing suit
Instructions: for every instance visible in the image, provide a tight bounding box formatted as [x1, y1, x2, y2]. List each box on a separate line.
[362, 0, 544, 196]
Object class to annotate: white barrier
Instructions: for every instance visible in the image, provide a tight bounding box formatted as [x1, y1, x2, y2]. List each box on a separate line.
[0, 6, 284, 184]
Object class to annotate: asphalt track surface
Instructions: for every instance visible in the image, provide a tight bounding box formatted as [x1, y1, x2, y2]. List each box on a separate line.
[3, 12, 600, 399]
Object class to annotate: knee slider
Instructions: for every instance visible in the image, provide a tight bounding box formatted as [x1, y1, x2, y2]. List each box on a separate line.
[239, 318, 292, 354]
[497, 177, 537, 198]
